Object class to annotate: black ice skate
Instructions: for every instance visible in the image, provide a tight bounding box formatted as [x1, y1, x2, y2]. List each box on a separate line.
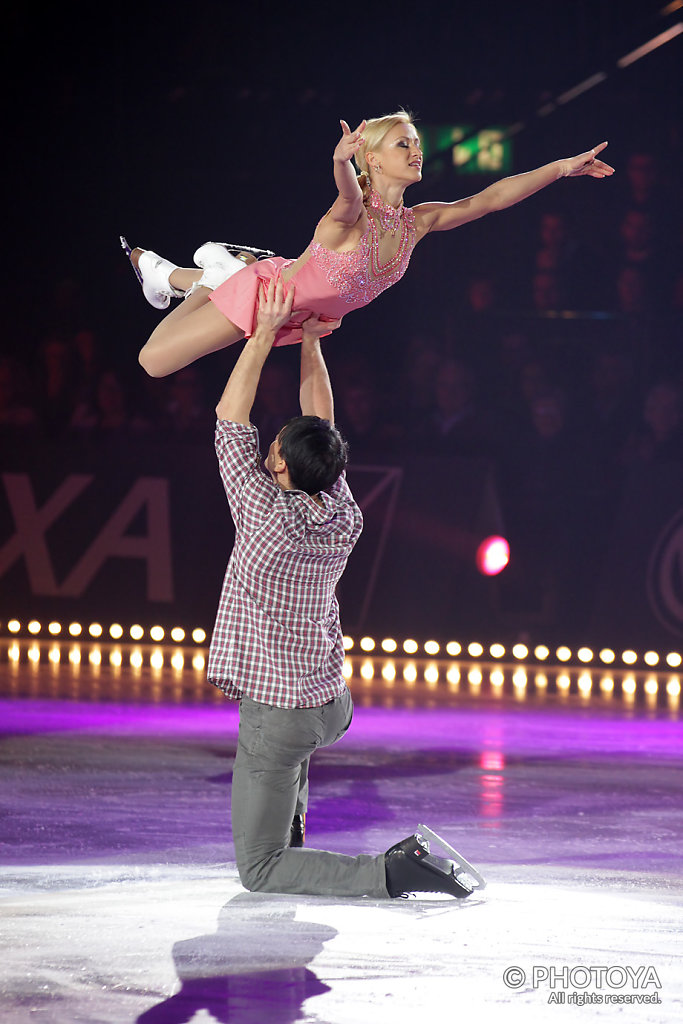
[385, 823, 486, 899]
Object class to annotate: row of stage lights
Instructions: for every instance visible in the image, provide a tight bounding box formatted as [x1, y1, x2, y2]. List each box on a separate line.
[2, 620, 683, 670]
[342, 658, 681, 699]
[3, 620, 206, 645]
[5, 642, 205, 674]
[343, 636, 683, 670]
[5, 643, 680, 702]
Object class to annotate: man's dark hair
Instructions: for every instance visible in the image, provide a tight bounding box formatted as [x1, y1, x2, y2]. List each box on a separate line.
[278, 416, 348, 495]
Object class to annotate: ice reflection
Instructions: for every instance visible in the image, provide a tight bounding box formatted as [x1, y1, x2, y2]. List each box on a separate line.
[136, 892, 336, 1024]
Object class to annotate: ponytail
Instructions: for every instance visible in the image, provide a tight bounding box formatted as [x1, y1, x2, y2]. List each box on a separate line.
[357, 171, 372, 203]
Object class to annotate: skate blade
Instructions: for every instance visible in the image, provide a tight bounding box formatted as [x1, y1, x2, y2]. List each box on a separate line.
[120, 235, 143, 285]
[216, 241, 276, 259]
[417, 823, 487, 892]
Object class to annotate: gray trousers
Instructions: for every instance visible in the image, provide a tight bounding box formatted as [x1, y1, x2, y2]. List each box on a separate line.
[231, 687, 389, 897]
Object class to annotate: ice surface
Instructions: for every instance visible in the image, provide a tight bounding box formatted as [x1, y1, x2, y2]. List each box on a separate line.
[1, 692, 681, 1023]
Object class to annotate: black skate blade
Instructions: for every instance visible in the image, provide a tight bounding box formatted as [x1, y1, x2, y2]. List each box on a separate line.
[417, 823, 487, 892]
[120, 236, 143, 284]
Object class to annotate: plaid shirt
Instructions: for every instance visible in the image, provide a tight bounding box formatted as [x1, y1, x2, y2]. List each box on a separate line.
[207, 419, 363, 707]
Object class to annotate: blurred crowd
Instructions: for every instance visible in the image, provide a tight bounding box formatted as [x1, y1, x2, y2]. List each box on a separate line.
[1, 149, 681, 628]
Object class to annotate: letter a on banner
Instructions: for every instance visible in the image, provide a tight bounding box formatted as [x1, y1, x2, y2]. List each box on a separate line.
[61, 478, 173, 601]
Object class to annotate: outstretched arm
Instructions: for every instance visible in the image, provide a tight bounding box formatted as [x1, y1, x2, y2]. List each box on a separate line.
[327, 119, 367, 226]
[216, 278, 294, 424]
[415, 142, 615, 234]
[299, 315, 342, 423]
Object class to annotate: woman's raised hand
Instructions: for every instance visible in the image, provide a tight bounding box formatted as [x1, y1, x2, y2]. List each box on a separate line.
[561, 142, 615, 179]
[333, 119, 367, 163]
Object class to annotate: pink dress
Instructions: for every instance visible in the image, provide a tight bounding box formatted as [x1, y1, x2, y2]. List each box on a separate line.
[209, 205, 417, 347]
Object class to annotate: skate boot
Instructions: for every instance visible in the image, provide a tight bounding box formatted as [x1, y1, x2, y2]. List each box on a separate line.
[385, 824, 486, 899]
[191, 240, 276, 293]
[289, 813, 306, 849]
[187, 241, 259, 293]
[120, 236, 184, 309]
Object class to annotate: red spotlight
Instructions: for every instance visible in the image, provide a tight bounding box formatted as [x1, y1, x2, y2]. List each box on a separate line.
[476, 535, 510, 576]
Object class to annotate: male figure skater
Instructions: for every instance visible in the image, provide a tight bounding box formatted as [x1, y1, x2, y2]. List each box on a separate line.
[208, 275, 485, 899]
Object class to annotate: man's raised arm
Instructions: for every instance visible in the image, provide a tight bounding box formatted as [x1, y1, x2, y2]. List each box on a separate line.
[216, 277, 294, 424]
[299, 315, 342, 424]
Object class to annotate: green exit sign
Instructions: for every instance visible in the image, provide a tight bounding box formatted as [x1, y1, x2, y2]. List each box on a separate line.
[419, 125, 513, 175]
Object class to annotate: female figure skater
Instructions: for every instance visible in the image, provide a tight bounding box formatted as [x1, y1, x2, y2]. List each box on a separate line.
[126, 112, 614, 378]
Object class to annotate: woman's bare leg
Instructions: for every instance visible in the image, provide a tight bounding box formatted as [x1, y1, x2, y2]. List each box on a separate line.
[169, 267, 203, 292]
[138, 289, 245, 377]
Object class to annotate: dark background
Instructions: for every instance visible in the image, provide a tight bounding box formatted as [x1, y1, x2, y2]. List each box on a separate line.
[5, 0, 680, 350]
[2, 1, 682, 645]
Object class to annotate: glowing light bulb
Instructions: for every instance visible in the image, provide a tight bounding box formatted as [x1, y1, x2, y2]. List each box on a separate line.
[424, 663, 439, 684]
[578, 672, 592, 694]
[476, 535, 510, 575]
[403, 662, 417, 683]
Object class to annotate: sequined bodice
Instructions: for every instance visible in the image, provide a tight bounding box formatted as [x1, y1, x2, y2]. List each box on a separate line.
[309, 205, 417, 308]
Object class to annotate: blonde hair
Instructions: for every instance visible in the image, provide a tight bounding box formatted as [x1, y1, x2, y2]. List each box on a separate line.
[354, 110, 415, 197]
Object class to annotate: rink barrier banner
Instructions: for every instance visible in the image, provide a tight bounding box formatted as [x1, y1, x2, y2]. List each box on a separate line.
[592, 464, 683, 645]
[0, 440, 503, 635]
